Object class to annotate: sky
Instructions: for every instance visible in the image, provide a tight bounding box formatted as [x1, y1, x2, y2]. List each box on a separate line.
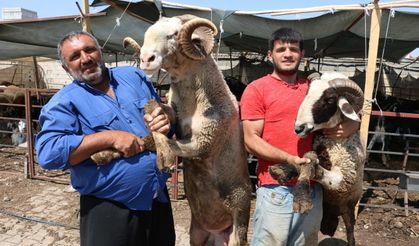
[0, 0, 413, 19]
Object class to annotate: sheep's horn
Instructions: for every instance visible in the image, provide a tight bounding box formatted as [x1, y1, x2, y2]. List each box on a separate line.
[307, 72, 321, 82]
[328, 78, 364, 113]
[123, 37, 141, 54]
[178, 17, 218, 60]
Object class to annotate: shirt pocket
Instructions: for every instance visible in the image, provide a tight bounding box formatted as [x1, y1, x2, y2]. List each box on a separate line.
[132, 98, 149, 115]
[86, 110, 118, 131]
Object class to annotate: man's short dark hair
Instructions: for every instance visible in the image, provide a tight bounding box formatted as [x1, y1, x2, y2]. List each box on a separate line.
[57, 31, 101, 65]
[269, 27, 304, 51]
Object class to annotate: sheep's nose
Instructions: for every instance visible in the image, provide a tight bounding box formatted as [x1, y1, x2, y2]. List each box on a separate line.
[141, 53, 155, 63]
[294, 124, 305, 135]
[294, 123, 313, 136]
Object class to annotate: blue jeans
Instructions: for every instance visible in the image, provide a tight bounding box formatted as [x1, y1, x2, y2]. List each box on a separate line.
[251, 184, 323, 246]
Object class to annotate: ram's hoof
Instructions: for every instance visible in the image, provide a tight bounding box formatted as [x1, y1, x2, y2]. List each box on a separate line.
[91, 149, 122, 165]
[269, 164, 298, 183]
[293, 180, 313, 214]
[293, 197, 313, 214]
[153, 132, 176, 171]
[143, 135, 156, 151]
[303, 151, 318, 164]
[156, 147, 176, 171]
[144, 99, 160, 114]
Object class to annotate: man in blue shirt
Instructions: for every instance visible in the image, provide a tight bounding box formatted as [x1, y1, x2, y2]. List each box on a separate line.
[35, 31, 175, 246]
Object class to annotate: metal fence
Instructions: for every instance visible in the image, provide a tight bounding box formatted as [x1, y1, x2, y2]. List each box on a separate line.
[2, 88, 419, 214]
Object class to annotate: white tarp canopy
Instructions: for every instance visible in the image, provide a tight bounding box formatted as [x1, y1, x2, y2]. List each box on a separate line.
[1, 0, 419, 61]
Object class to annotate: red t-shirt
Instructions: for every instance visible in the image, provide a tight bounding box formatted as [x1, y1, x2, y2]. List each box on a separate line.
[240, 74, 313, 186]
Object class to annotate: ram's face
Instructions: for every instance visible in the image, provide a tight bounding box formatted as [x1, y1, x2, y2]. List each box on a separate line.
[140, 17, 182, 75]
[295, 79, 342, 137]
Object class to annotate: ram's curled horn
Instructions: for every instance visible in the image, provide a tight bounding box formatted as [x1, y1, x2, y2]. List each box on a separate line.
[307, 72, 321, 82]
[328, 78, 364, 113]
[178, 17, 218, 60]
[123, 37, 141, 54]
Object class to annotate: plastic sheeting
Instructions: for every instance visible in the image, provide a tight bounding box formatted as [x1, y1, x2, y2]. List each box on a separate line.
[1, 0, 419, 61]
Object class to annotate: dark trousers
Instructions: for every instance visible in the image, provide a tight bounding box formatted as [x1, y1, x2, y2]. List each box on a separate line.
[80, 189, 175, 246]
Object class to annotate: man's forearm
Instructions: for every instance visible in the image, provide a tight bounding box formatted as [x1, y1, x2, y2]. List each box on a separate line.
[68, 131, 114, 165]
[245, 135, 293, 164]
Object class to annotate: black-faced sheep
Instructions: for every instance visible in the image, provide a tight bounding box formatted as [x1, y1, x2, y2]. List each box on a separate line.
[269, 72, 366, 246]
[110, 15, 252, 245]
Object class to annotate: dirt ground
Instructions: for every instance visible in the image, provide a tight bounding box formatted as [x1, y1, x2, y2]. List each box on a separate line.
[1, 146, 419, 245]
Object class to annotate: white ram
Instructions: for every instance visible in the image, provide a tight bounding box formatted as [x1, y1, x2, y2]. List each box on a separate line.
[124, 15, 252, 246]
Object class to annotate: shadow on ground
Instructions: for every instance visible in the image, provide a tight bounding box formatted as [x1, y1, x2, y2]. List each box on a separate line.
[319, 237, 348, 246]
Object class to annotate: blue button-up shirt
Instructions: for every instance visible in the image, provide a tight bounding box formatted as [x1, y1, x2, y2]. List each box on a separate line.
[35, 66, 168, 210]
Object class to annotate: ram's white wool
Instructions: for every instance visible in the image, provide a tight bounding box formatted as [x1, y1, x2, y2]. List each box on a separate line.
[140, 17, 182, 75]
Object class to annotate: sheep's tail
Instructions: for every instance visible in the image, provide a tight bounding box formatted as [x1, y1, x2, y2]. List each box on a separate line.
[320, 202, 339, 236]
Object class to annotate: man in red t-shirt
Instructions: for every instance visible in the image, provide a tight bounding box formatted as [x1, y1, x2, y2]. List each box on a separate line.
[240, 28, 359, 246]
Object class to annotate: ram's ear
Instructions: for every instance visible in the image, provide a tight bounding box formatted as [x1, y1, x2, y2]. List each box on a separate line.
[338, 97, 360, 121]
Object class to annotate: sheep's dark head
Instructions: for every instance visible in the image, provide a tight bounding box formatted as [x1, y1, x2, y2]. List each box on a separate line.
[137, 15, 217, 76]
[295, 72, 364, 137]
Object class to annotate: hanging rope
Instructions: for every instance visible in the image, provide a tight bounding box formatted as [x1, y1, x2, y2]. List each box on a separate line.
[374, 9, 395, 100]
[361, 5, 377, 117]
[102, 0, 134, 49]
[363, 9, 395, 118]
[363, 5, 370, 66]
[214, 10, 236, 61]
[216, 19, 224, 61]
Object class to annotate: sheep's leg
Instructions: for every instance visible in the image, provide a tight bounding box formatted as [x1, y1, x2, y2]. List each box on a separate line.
[293, 151, 319, 213]
[342, 205, 356, 246]
[320, 202, 339, 237]
[90, 135, 155, 165]
[269, 163, 314, 213]
[228, 188, 252, 246]
[268, 152, 319, 182]
[90, 149, 123, 165]
[268, 151, 318, 214]
[366, 131, 379, 163]
[152, 132, 177, 171]
[152, 131, 214, 158]
[151, 131, 217, 170]
[293, 163, 314, 213]
[90, 99, 168, 166]
[380, 136, 390, 167]
[144, 99, 176, 125]
[189, 216, 211, 246]
[268, 164, 298, 183]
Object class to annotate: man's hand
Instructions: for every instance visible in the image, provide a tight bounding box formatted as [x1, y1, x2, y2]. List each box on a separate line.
[144, 106, 170, 135]
[322, 118, 360, 139]
[287, 155, 311, 166]
[109, 131, 145, 157]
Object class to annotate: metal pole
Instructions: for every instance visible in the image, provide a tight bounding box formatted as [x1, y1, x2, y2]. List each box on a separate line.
[24, 89, 35, 179]
[171, 157, 179, 200]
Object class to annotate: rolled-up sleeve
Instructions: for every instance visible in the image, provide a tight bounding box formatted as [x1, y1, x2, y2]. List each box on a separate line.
[35, 99, 84, 170]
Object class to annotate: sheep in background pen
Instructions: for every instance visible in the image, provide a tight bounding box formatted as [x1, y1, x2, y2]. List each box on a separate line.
[11, 120, 27, 146]
[269, 72, 366, 246]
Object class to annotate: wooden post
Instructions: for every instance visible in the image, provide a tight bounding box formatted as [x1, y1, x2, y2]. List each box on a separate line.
[357, 1, 382, 219]
[360, 3, 382, 151]
[82, 0, 91, 33]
